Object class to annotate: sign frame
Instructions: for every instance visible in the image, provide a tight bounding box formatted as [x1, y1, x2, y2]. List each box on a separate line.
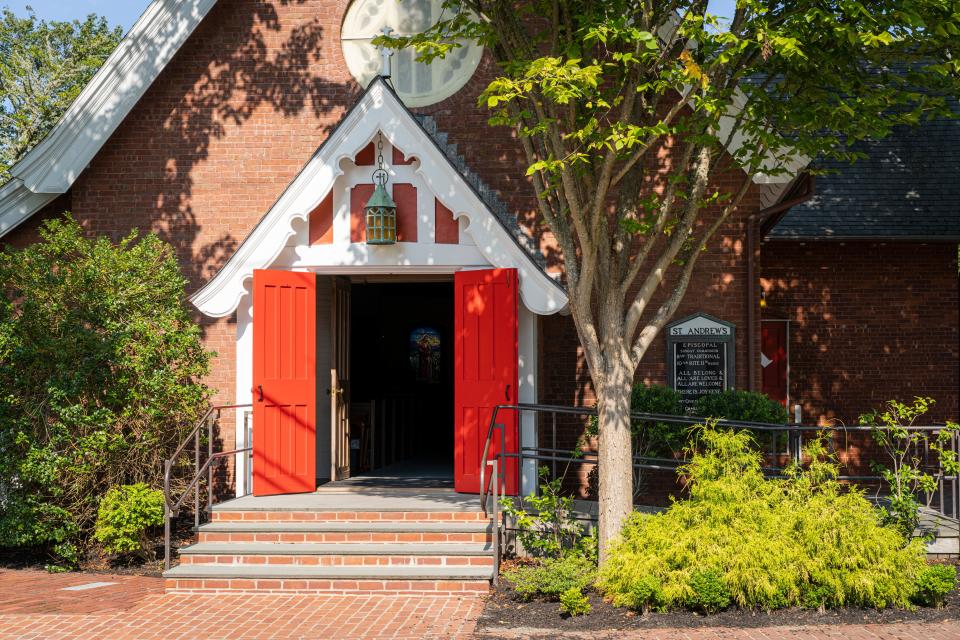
[665, 312, 736, 409]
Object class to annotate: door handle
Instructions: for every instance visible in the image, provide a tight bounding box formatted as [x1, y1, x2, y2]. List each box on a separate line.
[257, 385, 263, 402]
[505, 384, 511, 402]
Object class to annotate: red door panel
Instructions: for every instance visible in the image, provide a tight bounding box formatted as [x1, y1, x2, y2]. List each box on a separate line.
[761, 320, 788, 408]
[454, 268, 519, 495]
[253, 270, 317, 496]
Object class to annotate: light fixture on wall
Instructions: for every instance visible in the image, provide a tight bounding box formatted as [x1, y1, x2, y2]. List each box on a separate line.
[759, 289, 767, 309]
[364, 132, 397, 245]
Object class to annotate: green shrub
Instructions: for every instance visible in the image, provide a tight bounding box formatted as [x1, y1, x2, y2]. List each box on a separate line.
[501, 466, 590, 559]
[627, 574, 665, 613]
[597, 427, 928, 612]
[0, 217, 211, 566]
[559, 587, 592, 616]
[693, 389, 789, 424]
[687, 569, 731, 613]
[859, 398, 960, 537]
[504, 553, 597, 600]
[93, 484, 165, 558]
[912, 564, 957, 608]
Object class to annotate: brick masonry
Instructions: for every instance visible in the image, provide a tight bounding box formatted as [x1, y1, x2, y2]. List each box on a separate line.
[3, 0, 957, 487]
[761, 240, 959, 426]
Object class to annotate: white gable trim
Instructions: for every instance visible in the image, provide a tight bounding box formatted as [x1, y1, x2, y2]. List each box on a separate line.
[189, 79, 569, 317]
[0, 0, 218, 236]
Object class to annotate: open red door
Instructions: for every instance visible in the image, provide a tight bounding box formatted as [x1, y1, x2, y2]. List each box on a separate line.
[454, 268, 519, 495]
[252, 269, 317, 496]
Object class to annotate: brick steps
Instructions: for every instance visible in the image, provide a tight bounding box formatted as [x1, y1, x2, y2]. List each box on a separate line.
[196, 521, 492, 544]
[177, 542, 494, 567]
[165, 502, 496, 594]
[211, 510, 487, 522]
[164, 565, 492, 595]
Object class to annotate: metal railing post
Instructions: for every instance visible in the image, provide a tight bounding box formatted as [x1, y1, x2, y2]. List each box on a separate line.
[489, 458, 499, 586]
[551, 411, 557, 483]
[163, 458, 172, 570]
[193, 428, 200, 531]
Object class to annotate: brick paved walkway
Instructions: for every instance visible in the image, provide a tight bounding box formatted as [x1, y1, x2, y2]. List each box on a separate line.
[1, 569, 958, 639]
[0, 570, 483, 639]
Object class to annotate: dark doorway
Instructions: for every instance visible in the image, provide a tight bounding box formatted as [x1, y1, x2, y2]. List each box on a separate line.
[348, 281, 454, 486]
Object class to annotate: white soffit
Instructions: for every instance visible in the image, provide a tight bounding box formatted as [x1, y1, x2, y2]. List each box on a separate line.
[189, 78, 569, 318]
[0, 0, 218, 237]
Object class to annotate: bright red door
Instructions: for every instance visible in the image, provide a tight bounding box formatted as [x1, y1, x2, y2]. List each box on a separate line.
[761, 320, 788, 408]
[454, 268, 519, 495]
[252, 270, 317, 496]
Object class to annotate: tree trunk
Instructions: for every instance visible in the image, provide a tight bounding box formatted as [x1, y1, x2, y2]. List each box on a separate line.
[596, 357, 634, 565]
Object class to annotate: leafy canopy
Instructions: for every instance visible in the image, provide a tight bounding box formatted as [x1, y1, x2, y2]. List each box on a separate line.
[0, 9, 122, 184]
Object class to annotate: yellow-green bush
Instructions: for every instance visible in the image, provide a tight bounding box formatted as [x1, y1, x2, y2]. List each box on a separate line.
[597, 427, 929, 611]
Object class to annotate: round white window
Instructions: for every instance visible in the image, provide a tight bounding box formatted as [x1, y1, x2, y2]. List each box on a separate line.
[341, 0, 483, 107]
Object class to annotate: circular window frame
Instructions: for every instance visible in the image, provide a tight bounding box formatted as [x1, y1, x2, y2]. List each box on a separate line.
[341, 0, 483, 108]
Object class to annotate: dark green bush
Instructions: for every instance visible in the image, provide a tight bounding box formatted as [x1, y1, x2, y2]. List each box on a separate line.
[559, 587, 592, 616]
[693, 389, 789, 424]
[912, 564, 957, 608]
[93, 484, 165, 558]
[597, 427, 928, 611]
[504, 554, 597, 601]
[0, 217, 211, 566]
[627, 574, 665, 613]
[687, 569, 732, 613]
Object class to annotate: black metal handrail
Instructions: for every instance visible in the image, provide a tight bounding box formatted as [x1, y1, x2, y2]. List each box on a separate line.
[163, 403, 253, 569]
[480, 403, 960, 527]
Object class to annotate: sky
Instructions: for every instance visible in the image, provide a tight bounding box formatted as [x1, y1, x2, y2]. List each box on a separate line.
[5, 1, 148, 31]
[6, 0, 740, 34]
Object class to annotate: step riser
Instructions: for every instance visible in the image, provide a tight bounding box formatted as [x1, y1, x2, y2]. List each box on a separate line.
[165, 578, 489, 595]
[180, 555, 493, 567]
[212, 511, 487, 522]
[198, 532, 492, 544]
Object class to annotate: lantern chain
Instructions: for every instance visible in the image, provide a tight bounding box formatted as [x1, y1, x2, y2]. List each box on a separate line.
[374, 132, 387, 186]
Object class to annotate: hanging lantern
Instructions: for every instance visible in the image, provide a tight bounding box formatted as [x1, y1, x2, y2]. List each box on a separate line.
[364, 133, 397, 245]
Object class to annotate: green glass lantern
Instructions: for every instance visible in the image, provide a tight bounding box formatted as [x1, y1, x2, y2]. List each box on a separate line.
[364, 133, 397, 245]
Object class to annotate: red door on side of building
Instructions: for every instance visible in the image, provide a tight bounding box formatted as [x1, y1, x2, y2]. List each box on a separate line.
[454, 268, 519, 495]
[761, 320, 789, 408]
[252, 269, 317, 496]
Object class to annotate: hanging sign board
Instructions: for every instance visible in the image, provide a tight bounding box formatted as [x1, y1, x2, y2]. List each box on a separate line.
[666, 313, 736, 411]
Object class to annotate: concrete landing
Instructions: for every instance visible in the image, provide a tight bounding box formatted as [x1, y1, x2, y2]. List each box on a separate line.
[213, 489, 479, 512]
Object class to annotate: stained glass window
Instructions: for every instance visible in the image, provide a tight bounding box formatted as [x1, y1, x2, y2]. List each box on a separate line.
[409, 327, 441, 383]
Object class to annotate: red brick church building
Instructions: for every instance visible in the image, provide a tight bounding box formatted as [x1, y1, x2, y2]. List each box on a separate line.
[0, 0, 956, 499]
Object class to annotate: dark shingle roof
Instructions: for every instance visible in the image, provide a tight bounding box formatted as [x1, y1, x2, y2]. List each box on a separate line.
[768, 105, 960, 240]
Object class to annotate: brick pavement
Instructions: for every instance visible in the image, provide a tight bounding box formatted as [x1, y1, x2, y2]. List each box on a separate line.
[1, 569, 959, 639]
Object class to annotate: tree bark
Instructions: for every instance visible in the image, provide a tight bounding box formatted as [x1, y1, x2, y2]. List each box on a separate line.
[595, 347, 635, 564]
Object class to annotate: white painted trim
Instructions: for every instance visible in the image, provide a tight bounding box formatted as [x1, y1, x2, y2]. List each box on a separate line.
[518, 304, 538, 497]
[190, 79, 569, 318]
[0, 180, 59, 236]
[235, 297, 253, 496]
[0, 0, 218, 236]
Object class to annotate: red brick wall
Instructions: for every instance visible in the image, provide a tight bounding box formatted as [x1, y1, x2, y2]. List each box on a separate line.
[760, 240, 959, 426]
